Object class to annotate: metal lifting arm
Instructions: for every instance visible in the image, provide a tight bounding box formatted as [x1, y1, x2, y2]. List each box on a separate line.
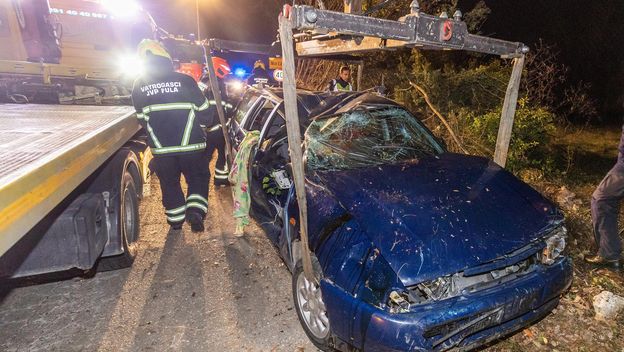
[290, 5, 528, 57]
[208, 39, 273, 55]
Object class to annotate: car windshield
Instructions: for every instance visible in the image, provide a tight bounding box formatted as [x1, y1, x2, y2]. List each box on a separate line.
[305, 106, 444, 171]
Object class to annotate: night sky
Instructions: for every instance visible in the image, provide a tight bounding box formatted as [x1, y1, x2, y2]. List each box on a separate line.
[144, 0, 624, 117]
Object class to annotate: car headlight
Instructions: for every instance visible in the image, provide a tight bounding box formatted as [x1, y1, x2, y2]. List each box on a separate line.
[539, 226, 567, 265]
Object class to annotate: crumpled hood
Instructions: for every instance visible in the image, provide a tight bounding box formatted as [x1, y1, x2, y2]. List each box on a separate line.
[314, 153, 560, 287]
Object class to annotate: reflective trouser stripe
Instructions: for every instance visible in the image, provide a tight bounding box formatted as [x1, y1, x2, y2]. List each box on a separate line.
[181, 109, 196, 146]
[167, 214, 186, 223]
[214, 167, 228, 179]
[187, 194, 208, 205]
[165, 205, 186, 215]
[152, 142, 206, 155]
[186, 201, 208, 212]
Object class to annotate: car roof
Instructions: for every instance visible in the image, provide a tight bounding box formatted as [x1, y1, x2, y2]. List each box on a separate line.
[254, 87, 402, 124]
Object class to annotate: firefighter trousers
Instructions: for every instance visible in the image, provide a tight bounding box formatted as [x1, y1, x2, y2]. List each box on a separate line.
[152, 152, 210, 227]
[206, 131, 229, 185]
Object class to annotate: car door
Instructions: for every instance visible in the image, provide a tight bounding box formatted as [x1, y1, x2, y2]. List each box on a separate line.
[228, 91, 263, 150]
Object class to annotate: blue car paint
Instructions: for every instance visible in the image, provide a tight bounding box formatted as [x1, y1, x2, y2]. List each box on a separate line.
[314, 152, 562, 286]
[233, 90, 572, 351]
[321, 257, 573, 351]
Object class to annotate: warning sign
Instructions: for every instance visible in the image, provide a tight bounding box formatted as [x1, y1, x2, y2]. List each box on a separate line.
[269, 57, 282, 70]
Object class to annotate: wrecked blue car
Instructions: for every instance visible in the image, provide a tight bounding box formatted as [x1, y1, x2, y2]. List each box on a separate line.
[228, 88, 573, 351]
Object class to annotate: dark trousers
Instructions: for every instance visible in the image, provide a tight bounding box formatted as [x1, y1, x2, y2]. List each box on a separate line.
[591, 165, 624, 260]
[152, 152, 210, 226]
[206, 131, 228, 184]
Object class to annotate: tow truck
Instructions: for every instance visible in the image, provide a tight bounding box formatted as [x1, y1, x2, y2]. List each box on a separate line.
[0, 0, 163, 277]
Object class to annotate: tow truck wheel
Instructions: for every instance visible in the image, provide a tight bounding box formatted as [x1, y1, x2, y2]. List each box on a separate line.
[292, 256, 333, 351]
[97, 165, 140, 271]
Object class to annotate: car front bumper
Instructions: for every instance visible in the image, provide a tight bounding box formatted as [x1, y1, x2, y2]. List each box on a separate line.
[321, 257, 573, 351]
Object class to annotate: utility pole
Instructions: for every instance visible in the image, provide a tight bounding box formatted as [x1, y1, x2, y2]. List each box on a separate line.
[195, 0, 201, 40]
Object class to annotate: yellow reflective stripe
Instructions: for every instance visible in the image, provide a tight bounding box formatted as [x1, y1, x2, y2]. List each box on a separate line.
[187, 194, 208, 204]
[207, 124, 222, 132]
[146, 123, 162, 148]
[165, 205, 186, 215]
[208, 100, 232, 109]
[198, 81, 209, 91]
[136, 112, 145, 120]
[195, 99, 210, 111]
[167, 214, 186, 222]
[142, 103, 194, 114]
[181, 109, 196, 146]
[214, 174, 229, 179]
[186, 201, 208, 212]
[152, 142, 206, 155]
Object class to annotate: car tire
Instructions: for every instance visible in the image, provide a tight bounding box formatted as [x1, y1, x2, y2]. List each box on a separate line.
[292, 257, 333, 351]
[97, 170, 140, 271]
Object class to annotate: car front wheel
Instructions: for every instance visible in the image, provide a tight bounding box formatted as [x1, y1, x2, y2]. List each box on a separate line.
[292, 257, 333, 351]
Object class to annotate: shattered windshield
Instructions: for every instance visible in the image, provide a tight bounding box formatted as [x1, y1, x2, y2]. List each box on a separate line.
[305, 106, 444, 171]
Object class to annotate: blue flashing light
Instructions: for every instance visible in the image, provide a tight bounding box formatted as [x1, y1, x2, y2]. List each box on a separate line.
[234, 68, 246, 78]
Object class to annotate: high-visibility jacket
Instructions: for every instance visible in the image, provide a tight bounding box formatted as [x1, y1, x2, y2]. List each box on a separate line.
[197, 78, 233, 133]
[132, 70, 214, 156]
[328, 78, 353, 92]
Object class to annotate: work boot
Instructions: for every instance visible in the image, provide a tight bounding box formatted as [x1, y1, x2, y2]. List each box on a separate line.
[187, 212, 205, 233]
[584, 255, 621, 270]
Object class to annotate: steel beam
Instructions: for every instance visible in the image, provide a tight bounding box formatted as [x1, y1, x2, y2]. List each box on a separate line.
[208, 39, 273, 55]
[291, 5, 527, 57]
[279, 15, 315, 283]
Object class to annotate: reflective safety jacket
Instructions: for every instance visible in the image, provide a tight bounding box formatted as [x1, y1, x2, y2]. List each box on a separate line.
[328, 78, 353, 92]
[197, 78, 233, 133]
[132, 70, 214, 156]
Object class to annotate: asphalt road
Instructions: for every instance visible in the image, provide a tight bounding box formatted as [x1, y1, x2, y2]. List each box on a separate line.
[0, 175, 315, 352]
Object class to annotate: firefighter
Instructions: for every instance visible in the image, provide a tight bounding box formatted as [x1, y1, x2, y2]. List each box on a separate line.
[199, 56, 233, 187]
[246, 60, 272, 87]
[131, 39, 213, 233]
[328, 65, 353, 92]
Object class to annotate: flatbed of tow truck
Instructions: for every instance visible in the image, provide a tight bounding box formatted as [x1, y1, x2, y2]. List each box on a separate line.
[0, 104, 139, 257]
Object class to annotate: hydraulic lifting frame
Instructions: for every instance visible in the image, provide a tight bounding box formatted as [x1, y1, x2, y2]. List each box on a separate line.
[278, 1, 529, 281]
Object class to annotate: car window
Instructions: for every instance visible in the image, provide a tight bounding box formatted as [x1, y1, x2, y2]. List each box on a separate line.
[261, 108, 285, 139]
[234, 92, 260, 124]
[259, 109, 286, 152]
[305, 106, 445, 171]
[245, 99, 278, 132]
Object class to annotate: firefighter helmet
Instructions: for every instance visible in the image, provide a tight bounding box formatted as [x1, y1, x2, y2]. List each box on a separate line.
[253, 60, 266, 70]
[137, 39, 172, 61]
[212, 57, 231, 79]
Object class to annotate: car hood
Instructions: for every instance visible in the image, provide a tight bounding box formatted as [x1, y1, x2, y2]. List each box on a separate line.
[314, 153, 560, 287]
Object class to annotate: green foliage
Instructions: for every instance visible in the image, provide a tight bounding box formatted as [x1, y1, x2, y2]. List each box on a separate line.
[355, 0, 584, 175]
[467, 99, 557, 172]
